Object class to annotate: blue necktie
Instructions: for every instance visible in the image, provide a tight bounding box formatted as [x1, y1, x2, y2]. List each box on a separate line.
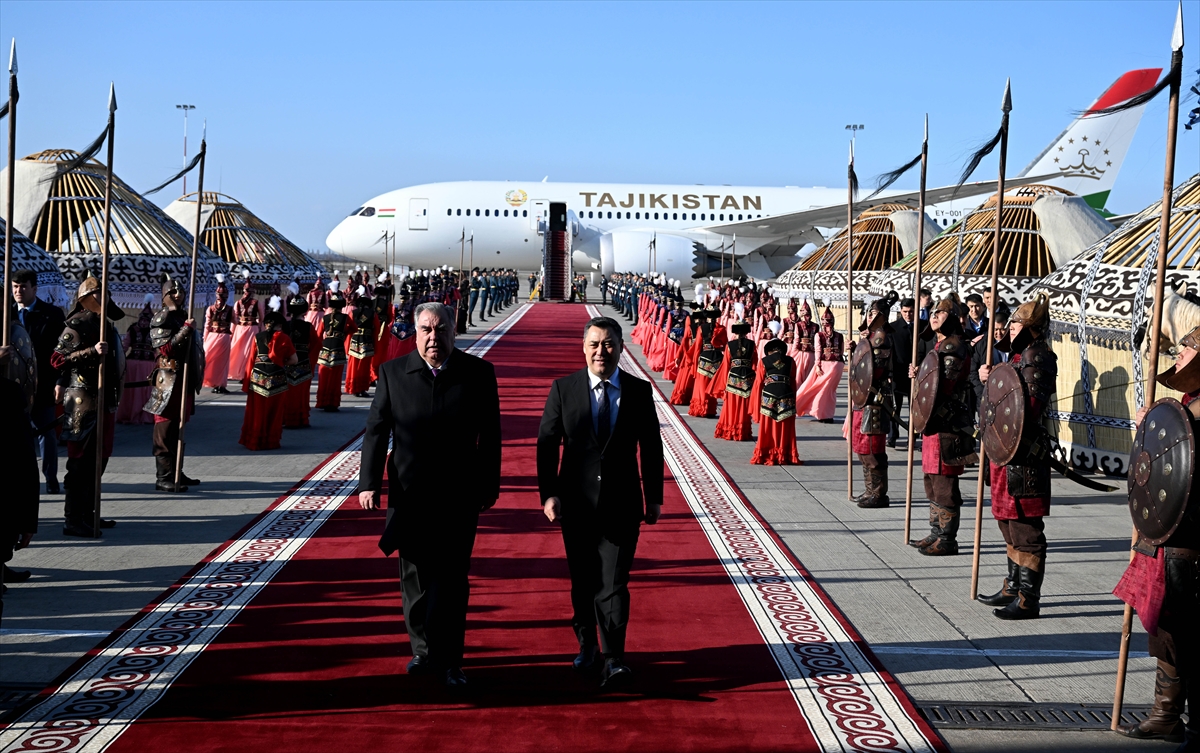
[596, 382, 611, 444]
[18, 307, 26, 328]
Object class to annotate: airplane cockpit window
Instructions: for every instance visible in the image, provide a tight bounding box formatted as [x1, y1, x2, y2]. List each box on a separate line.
[360, 207, 376, 217]
[348, 207, 364, 217]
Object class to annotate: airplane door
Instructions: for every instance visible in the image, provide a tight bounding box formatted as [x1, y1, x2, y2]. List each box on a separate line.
[530, 200, 549, 234]
[409, 198, 429, 230]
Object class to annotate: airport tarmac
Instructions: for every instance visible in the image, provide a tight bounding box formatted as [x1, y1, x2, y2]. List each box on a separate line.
[0, 294, 1178, 752]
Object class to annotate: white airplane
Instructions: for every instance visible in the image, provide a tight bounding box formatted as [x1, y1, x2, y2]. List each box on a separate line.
[325, 68, 1160, 282]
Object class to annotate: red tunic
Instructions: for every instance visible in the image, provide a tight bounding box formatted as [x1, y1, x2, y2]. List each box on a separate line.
[239, 331, 296, 451]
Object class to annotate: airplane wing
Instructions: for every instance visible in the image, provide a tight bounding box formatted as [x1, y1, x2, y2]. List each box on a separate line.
[699, 172, 1062, 244]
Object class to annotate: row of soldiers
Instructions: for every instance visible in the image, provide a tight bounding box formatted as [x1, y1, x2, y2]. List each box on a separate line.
[467, 268, 519, 326]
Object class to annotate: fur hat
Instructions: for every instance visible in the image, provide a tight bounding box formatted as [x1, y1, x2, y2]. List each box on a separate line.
[1159, 325, 1200, 393]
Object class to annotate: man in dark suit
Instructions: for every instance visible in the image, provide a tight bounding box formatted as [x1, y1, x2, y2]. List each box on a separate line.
[969, 306, 1011, 411]
[537, 316, 664, 688]
[11, 269, 66, 495]
[889, 298, 916, 448]
[359, 302, 501, 689]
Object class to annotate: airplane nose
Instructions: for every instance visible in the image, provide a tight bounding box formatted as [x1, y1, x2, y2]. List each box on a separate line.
[325, 219, 350, 254]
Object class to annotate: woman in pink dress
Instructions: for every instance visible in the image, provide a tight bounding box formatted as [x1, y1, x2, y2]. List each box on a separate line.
[792, 300, 819, 384]
[794, 306, 845, 423]
[202, 275, 233, 393]
[305, 276, 327, 328]
[227, 271, 263, 381]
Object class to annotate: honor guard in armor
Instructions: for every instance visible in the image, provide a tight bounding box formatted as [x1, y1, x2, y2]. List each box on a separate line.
[908, 295, 978, 556]
[976, 293, 1057, 620]
[316, 282, 351, 412]
[848, 293, 899, 508]
[144, 274, 203, 493]
[51, 275, 126, 537]
[1113, 325, 1200, 748]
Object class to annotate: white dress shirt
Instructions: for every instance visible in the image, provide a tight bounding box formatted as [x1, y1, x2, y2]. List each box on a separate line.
[587, 367, 621, 436]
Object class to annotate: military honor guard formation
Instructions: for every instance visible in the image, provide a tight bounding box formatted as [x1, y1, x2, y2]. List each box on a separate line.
[0, 4, 1199, 752]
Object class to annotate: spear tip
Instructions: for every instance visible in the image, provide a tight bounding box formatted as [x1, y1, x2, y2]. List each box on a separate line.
[1172, 0, 1184, 51]
[1002, 78, 1012, 112]
[8, 39, 16, 75]
[108, 82, 117, 112]
[848, 139, 854, 164]
[924, 113, 929, 141]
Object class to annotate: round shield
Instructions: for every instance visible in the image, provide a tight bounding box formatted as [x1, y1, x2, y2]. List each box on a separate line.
[979, 362, 1025, 466]
[848, 338, 874, 410]
[1128, 398, 1194, 546]
[6, 321, 37, 409]
[910, 350, 941, 434]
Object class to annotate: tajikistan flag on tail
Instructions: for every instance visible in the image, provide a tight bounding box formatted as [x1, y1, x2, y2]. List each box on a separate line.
[1018, 69, 1162, 215]
[378, 208, 396, 218]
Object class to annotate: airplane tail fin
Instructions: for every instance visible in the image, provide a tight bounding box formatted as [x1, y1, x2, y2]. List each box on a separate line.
[1018, 68, 1162, 214]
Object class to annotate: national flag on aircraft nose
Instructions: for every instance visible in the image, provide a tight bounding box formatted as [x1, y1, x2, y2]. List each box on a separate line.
[378, 208, 396, 218]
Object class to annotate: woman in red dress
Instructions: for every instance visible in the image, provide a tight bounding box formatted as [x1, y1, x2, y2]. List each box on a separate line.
[240, 298, 298, 451]
[315, 282, 352, 412]
[713, 320, 756, 441]
[282, 288, 317, 429]
[751, 337, 801, 465]
[688, 308, 726, 418]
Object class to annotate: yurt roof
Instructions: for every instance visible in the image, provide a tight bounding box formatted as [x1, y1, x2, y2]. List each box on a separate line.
[1033, 172, 1200, 329]
[0, 217, 70, 308]
[773, 203, 939, 306]
[163, 192, 323, 283]
[890, 184, 1111, 279]
[2, 149, 228, 310]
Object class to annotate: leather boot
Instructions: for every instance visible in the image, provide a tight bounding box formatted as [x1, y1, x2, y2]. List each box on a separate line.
[977, 558, 1019, 606]
[909, 504, 940, 548]
[155, 456, 189, 493]
[1117, 660, 1185, 742]
[857, 466, 890, 508]
[994, 561, 1042, 620]
[919, 504, 959, 556]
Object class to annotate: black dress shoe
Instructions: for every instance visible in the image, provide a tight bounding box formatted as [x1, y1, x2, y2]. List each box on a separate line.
[444, 667, 468, 689]
[406, 655, 437, 675]
[3, 565, 31, 583]
[46, 479, 61, 495]
[573, 645, 600, 672]
[63, 524, 99, 538]
[99, 519, 117, 529]
[599, 657, 633, 689]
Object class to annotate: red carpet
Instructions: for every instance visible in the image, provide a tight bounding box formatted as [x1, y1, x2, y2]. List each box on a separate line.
[3, 303, 944, 753]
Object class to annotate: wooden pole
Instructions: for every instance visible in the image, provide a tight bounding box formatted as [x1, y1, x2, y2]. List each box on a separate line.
[2, 41, 16, 348]
[1113, 8, 1183, 728]
[847, 140, 855, 501]
[903, 116, 929, 544]
[93, 83, 117, 538]
[970, 79, 1011, 598]
[174, 139, 205, 486]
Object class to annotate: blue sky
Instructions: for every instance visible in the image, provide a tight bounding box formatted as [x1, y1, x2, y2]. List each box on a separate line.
[2, 1, 1197, 252]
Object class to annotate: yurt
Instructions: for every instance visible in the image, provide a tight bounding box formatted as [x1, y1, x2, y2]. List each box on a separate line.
[1030, 172, 1200, 475]
[871, 184, 1112, 307]
[0, 149, 228, 312]
[0, 216, 70, 307]
[774, 203, 939, 327]
[163, 192, 324, 296]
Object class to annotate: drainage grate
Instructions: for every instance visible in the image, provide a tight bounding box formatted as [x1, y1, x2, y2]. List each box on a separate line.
[0, 683, 46, 722]
[917, 702, 1159, 730]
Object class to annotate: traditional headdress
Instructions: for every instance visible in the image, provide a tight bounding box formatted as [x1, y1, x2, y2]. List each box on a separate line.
[1158, 325, 1200, 393]
[1008, 292, 1049, 351]
[76, 272, 125, 320]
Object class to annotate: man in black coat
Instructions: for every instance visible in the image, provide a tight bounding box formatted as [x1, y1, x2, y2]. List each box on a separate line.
[537, 316, 664, 688]
[0, 343, 40, 614]
[889, 298, 916, 448]
[969, 306, 1011, 411]
[359, 302, 501, 689]
[11, 269, 66, 494]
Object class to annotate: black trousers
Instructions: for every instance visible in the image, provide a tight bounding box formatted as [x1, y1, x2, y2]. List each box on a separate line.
[889, 393, 905, 444]
[562, 523, 639, 657]
[64, 431, 109, 527]
[399, 514, 479, 666]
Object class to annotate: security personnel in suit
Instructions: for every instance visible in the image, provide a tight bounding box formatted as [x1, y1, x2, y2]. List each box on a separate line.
[537, 316, 664, 689]
[359, 302, 501, 689]
[10, 269, 66, 494]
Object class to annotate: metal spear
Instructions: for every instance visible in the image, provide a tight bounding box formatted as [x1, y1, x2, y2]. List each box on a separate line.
[1113, 2, 1185, 729]
[2, 40, 16, 348]
[93, 83, 117, 538]
[175, 135, 206, 487]
[970, 78, 1012, 598]
[903, 115, 929, 544]
[846, 139, 855, 501]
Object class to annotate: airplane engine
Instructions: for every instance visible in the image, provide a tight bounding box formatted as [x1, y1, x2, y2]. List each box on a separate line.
[599, 231, 707, 282]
